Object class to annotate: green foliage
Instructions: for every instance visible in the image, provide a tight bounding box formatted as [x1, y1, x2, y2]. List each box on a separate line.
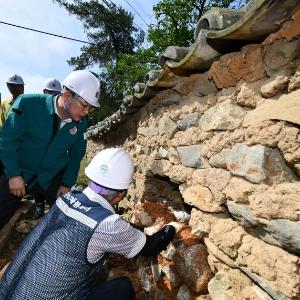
[206, 0, 249, 9]
[56, 0, 250, 125]
[148, 0, 201, 55]
[54, 0, 145, 124]
[112, 0, 250, 102]
[76, 156, 88, 186]
[55, 0, 144, 65]
[147, 0, 249, 56]
[112, 49, 158, 95]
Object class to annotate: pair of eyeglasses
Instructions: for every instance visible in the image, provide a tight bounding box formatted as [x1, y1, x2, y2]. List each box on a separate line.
[73, 95, 93, 112]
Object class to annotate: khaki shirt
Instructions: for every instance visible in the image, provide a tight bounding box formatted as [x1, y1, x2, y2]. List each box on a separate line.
[0, 97, 13, 126]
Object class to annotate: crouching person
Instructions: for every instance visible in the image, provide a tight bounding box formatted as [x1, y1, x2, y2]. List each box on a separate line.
[0, 148, 177, 300]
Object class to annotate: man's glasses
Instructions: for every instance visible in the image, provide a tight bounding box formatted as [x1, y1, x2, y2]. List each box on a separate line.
[73, 95, 93, 112]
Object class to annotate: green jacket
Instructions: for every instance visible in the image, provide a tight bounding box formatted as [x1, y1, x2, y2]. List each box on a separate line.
[0, 94, 87, 190]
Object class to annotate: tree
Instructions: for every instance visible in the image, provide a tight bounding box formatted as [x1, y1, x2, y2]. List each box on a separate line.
[112, 0, 249, 96]
[147, 0, 249, 57]
[148, 0, 202, 54]
[56, 0, 249, 125]
[110, 49, 158, 96]
[54, 0, 145, 124]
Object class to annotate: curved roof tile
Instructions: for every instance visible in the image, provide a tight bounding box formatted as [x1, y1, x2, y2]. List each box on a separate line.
[87, 0, 299, 139]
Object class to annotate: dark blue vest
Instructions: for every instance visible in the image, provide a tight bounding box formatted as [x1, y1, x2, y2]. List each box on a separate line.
[0, 191, 113, 300]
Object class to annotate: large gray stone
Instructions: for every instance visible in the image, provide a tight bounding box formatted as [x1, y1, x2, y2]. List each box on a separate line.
[158, 115, 178, 138]
[226, 201, 258, 227]
[177, 145, 205, 168]
[240, 267, 291, 300]
[227, 201, 300, 255]
[209, 149, 230, 168]
[177, 113, 199, 131]
[199, 100, 247, 131]
[225, 144, 297, 184]
[265, 219, 300, 255]
[208, 269, 273, 300]
[226, 144, 266, 183]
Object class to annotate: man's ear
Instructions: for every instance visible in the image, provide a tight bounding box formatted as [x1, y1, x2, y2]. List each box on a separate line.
[110, 191, 126, 206]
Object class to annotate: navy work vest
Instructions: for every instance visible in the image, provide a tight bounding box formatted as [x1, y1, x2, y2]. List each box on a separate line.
[0, 191, 113, 300]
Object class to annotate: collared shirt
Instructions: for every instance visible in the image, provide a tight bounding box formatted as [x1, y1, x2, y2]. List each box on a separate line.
[83, 187, 146, 263]
[53, 95, 72, 129]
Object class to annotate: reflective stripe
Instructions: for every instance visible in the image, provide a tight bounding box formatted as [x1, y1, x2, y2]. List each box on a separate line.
[56, 198, 97, 229]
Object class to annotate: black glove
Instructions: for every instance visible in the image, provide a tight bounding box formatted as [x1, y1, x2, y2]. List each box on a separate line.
[138, 225, 176, 257]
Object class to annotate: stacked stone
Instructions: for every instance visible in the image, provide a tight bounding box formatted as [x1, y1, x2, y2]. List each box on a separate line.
[88, 11, 300, 300]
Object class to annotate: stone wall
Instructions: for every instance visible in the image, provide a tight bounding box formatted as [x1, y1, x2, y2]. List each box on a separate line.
[88, 13, 300, 300]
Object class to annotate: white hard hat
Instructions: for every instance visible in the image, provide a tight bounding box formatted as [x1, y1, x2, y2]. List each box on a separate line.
[7, 74, 24, 85]
[63, 70, 100, 107]
[85, 148, 134, 190]
[44, 78, 62, 92]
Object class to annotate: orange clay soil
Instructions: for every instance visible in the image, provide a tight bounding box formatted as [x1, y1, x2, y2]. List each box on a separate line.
[136, 200, 176, 224]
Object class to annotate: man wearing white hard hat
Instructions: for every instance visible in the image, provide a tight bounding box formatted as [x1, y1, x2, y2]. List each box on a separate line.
[0, 148, 180, 299]
[0, 70, 101, 228]
[0, 74, 25, 126]
[43, 78, 62, 94]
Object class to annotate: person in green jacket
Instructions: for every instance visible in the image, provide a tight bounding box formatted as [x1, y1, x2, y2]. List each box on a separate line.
[0, 74, 25, 127]
[0, 70, 101, 229]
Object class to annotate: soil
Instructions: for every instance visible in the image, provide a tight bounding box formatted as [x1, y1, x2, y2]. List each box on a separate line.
[136, 200, 176, 225]
[0, 205, 36, 270]
[105, 254, 153, 300]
